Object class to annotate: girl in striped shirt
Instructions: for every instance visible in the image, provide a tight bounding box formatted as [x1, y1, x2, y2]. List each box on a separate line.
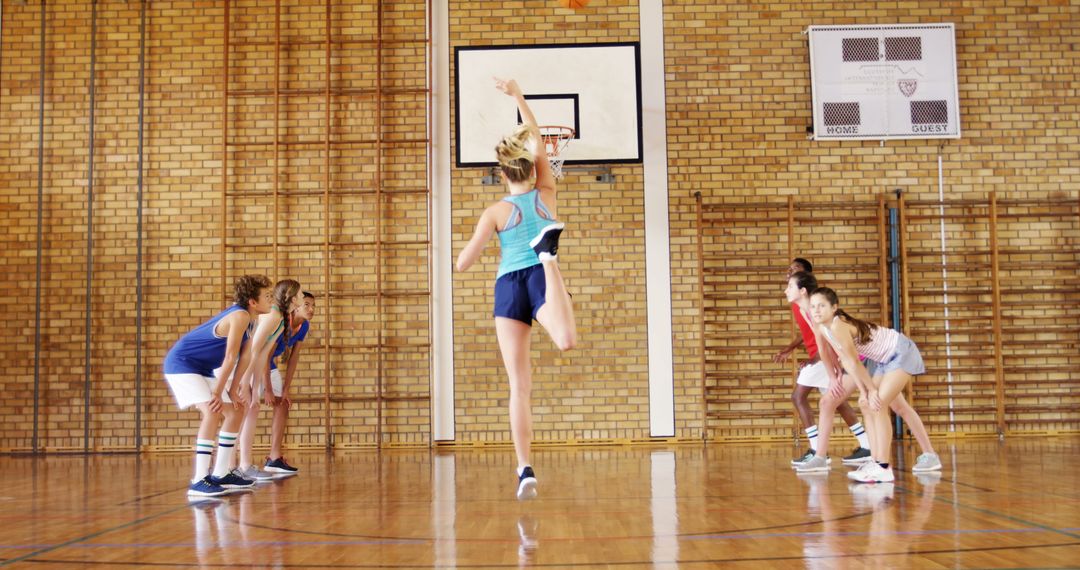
[808, 286, 927, 483]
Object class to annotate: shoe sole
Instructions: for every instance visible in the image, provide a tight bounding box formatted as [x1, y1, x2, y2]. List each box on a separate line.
[517, 477, 538, 501]
[795, 465, 830, 473]
[791, 457, 832, 468]
[263, 466, 298, 474]
[528, 223, 565, 249]
[187, 489, 228, 497]
[848, 472, 895, 483]
[216, 481, 256, 489]
[911, 464, 943, 472]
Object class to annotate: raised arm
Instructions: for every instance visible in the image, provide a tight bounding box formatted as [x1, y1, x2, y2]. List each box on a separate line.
[494, 77, 556, 197]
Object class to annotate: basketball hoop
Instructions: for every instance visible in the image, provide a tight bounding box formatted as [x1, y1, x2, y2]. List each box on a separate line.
[539, 126, 574, 179]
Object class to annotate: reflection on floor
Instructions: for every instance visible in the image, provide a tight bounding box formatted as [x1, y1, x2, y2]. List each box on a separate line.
[1, 438, 1078, 568]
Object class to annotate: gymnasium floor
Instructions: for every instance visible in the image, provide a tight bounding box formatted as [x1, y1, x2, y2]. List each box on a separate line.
[1, 438, 1078, 568]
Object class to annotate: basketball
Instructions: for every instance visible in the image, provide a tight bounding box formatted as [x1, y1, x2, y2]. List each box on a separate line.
[558, 0, 590, 10]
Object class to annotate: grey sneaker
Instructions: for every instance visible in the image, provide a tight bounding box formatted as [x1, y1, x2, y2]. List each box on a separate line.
[795, 454, 830, 473]
[912, 452, 942, 472]
[790, 449, 815, 467]
[240, 465, 275, 482]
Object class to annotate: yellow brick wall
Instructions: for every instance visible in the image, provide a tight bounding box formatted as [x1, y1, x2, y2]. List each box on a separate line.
[664, 0, 1080, 439]
[1, 1, 1077, 451]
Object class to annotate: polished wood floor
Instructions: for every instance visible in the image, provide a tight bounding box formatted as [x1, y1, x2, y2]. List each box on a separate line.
[1, 438, 1078, 568]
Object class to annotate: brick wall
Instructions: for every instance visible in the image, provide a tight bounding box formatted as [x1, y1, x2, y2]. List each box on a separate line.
[0, 0, 1077, 451]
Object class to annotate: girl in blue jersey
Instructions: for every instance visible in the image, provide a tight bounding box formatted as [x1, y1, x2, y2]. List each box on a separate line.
[262, 291, 315, 475]
[236, 279, 303, 481]
[164, 274, 273, 497]
[457, 78, 578, 500]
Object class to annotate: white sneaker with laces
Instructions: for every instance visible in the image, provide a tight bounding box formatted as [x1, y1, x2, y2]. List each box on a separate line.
[848, 462, 895, 483]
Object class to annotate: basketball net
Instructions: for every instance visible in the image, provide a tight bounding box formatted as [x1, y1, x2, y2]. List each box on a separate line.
[539, 126, 574, 180]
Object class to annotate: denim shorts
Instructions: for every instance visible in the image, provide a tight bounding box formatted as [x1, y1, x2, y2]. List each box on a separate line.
[865, 334, 926, 377]
[493, 264, 546, 325]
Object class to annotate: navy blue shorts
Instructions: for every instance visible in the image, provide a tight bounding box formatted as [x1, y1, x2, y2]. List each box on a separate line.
[493, 265, 546, 325]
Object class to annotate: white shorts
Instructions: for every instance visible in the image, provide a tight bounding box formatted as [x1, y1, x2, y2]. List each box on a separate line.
[796, 361, 830, 392]
[165, 373, 233, 410]
[259, 369, 284, 399]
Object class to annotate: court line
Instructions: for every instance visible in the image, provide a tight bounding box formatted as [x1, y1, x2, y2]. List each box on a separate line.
[221, 508, 878, 542]
[0, 523, 1068, 550]
[0, 503, 192, 567]
[7, 541, 1080, 568]
[115, 485, 190, 506]
[896, 484, 1080, 541]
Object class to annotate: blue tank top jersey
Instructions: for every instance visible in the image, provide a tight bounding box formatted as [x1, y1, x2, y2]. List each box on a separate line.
[163, 305, 250, 377]
[496, 189, 555, 279]
[270, 320, 310, 370]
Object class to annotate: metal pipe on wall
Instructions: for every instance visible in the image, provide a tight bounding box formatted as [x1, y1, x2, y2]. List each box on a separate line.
[34, 0, 48, 453]
[84, 0, 99, 453]
[888, 194, 902, 436]
[135, 0, 147, 451]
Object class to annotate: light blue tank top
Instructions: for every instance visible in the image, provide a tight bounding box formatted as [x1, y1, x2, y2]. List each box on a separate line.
[163, 305, 249, 377]
[496, 189, 554, 278]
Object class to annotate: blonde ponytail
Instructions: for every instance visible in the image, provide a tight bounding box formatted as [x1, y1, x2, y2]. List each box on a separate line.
[495, 124, 535, 183]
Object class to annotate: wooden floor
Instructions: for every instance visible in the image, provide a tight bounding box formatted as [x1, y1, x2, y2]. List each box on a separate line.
[1, 438, 1078, 568]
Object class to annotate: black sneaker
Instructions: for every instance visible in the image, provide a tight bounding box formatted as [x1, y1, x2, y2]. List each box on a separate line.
[842, 446, 873, 465]
[264, 456, 299, 475]
[791, 448, 815, 468]
[517, 466, 538, 501]
[529, 222, 564, 261]
[208, 470, 255, 490]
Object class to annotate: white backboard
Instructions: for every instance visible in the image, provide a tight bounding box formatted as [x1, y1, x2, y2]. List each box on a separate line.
[455, 42, 643, 166]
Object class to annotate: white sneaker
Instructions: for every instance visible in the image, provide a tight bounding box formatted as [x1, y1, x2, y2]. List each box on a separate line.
[516, 466, 538, 501]
[846, 460, 876, 479]
[848, 462, 895, 483]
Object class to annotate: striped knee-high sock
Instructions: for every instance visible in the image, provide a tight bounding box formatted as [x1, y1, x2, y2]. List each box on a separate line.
[849, 422, 870, 449]
[211, 431, 238, 478]
[192, 439, 215, 483]
[805, 425, 819, 452]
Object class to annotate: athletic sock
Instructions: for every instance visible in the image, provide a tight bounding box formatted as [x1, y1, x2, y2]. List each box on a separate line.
[849, 422, 870, 449]
[878, 462, 890, 470]
[192, 439, 215, 483]
[805, 425, 819, 452]
[212, 431, 239, 478]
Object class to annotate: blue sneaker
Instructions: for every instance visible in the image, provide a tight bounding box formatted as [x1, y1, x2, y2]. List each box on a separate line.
[209, 470, 255, 490]
[187, 476, 228, 497]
